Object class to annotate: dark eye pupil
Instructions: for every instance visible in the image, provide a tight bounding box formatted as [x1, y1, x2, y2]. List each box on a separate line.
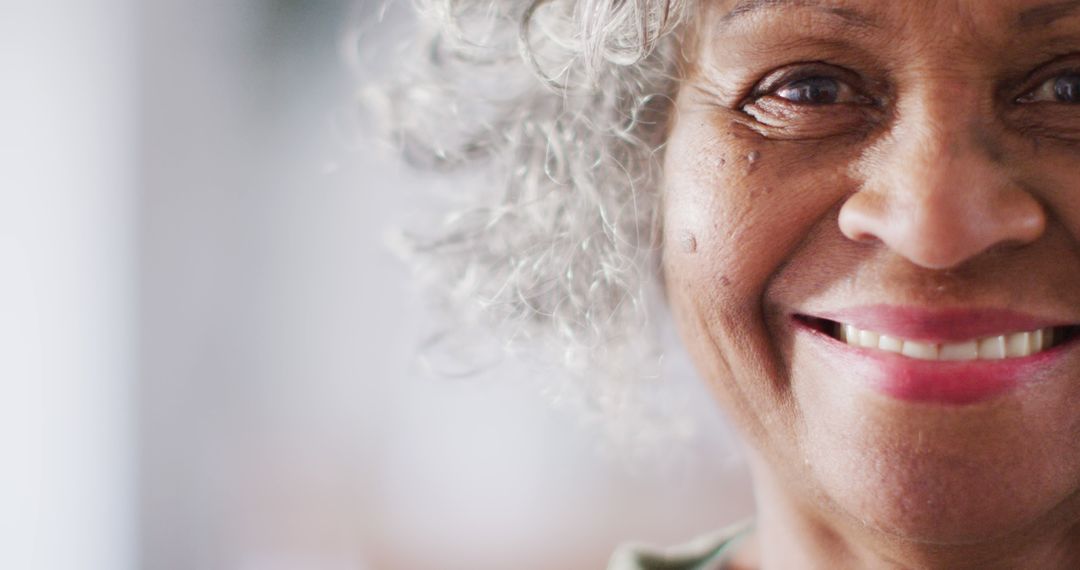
[780, 77, 839, 104]
[1055, 75, 1080, 103]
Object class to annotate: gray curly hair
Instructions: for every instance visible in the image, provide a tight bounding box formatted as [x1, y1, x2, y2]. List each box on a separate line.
[366, 0, 696, 437]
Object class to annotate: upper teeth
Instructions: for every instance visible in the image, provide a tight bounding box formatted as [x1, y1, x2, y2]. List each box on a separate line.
[838, 324, 1054, 360]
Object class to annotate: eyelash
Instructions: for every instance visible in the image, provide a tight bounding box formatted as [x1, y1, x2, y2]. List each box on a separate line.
[745, 61, 1080, 109]
[744, 63, 876, 108]
[1017, 69, 1080, 103]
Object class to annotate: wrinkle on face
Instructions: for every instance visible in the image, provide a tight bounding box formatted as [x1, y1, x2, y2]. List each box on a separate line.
[720, 0, 882, 29]
[663, 0, 1080, 565]
[1017, 0, 1080, 29]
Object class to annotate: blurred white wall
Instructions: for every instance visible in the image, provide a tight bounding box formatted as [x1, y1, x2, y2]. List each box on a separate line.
[138, 2, 754, 569]
[1, 2, 136, 570]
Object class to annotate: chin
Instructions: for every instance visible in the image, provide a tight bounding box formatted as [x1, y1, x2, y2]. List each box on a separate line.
[785, 313, 1080, 545]
[807, 431, 1080, 545]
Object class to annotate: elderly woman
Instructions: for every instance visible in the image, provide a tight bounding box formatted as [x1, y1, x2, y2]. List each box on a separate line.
[376, 0, 1080, 567]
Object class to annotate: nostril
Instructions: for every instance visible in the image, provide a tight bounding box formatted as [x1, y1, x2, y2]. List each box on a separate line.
[850, 232, 883, 246]
[837, 154, 1047, 270]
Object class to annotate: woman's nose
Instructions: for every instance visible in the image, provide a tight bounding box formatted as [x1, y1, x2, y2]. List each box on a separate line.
[838, 108, 1046, 270]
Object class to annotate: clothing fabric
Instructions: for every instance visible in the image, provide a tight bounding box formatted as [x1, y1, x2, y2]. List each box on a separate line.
[607, 521, 752, 570]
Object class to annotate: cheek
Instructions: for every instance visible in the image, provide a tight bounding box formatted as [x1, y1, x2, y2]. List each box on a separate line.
[661, 117, 856, 316]
[660, 112, 861, 423]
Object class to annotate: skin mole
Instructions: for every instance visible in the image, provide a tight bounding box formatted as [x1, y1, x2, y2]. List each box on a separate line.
[681, 231, 699, 254]
[661, 0, 1080, 567]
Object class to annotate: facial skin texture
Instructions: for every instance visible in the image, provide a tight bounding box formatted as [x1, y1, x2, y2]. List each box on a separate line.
[663, 1, 1080, 568]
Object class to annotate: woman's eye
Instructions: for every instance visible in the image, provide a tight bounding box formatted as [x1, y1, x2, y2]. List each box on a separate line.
[774, 76, 856, 105]
[1020, 73, 1080, 103]
[1055, 74, 1080, 102]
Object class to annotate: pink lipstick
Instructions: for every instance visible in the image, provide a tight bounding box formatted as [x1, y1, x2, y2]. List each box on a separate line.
[795, 306, 1077, 405]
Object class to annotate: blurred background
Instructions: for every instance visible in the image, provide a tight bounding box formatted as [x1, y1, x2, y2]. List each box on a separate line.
[6, 1, 753, 568]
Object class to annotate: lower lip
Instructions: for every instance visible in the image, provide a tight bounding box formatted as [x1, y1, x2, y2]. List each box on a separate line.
[798, 324, 1067, 405]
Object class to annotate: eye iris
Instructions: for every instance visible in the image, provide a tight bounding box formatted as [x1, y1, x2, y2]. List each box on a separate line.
[1054, 74, 1080, 103]
[778, 77, 839, 104]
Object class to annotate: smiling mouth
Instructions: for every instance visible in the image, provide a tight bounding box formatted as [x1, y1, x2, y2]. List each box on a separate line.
[798, 317, 1079, 361]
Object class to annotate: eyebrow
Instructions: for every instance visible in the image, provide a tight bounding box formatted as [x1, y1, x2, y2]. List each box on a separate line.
[720, 0, 879, 28]
[1016, 0, 1080, 29]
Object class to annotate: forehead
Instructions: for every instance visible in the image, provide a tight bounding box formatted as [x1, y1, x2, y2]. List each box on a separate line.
[691, 0, 1080, 73]
[711, 0, 1080, 32]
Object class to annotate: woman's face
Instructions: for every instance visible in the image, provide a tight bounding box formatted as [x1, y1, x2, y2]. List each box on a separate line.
[664, 0, 1080, 547]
